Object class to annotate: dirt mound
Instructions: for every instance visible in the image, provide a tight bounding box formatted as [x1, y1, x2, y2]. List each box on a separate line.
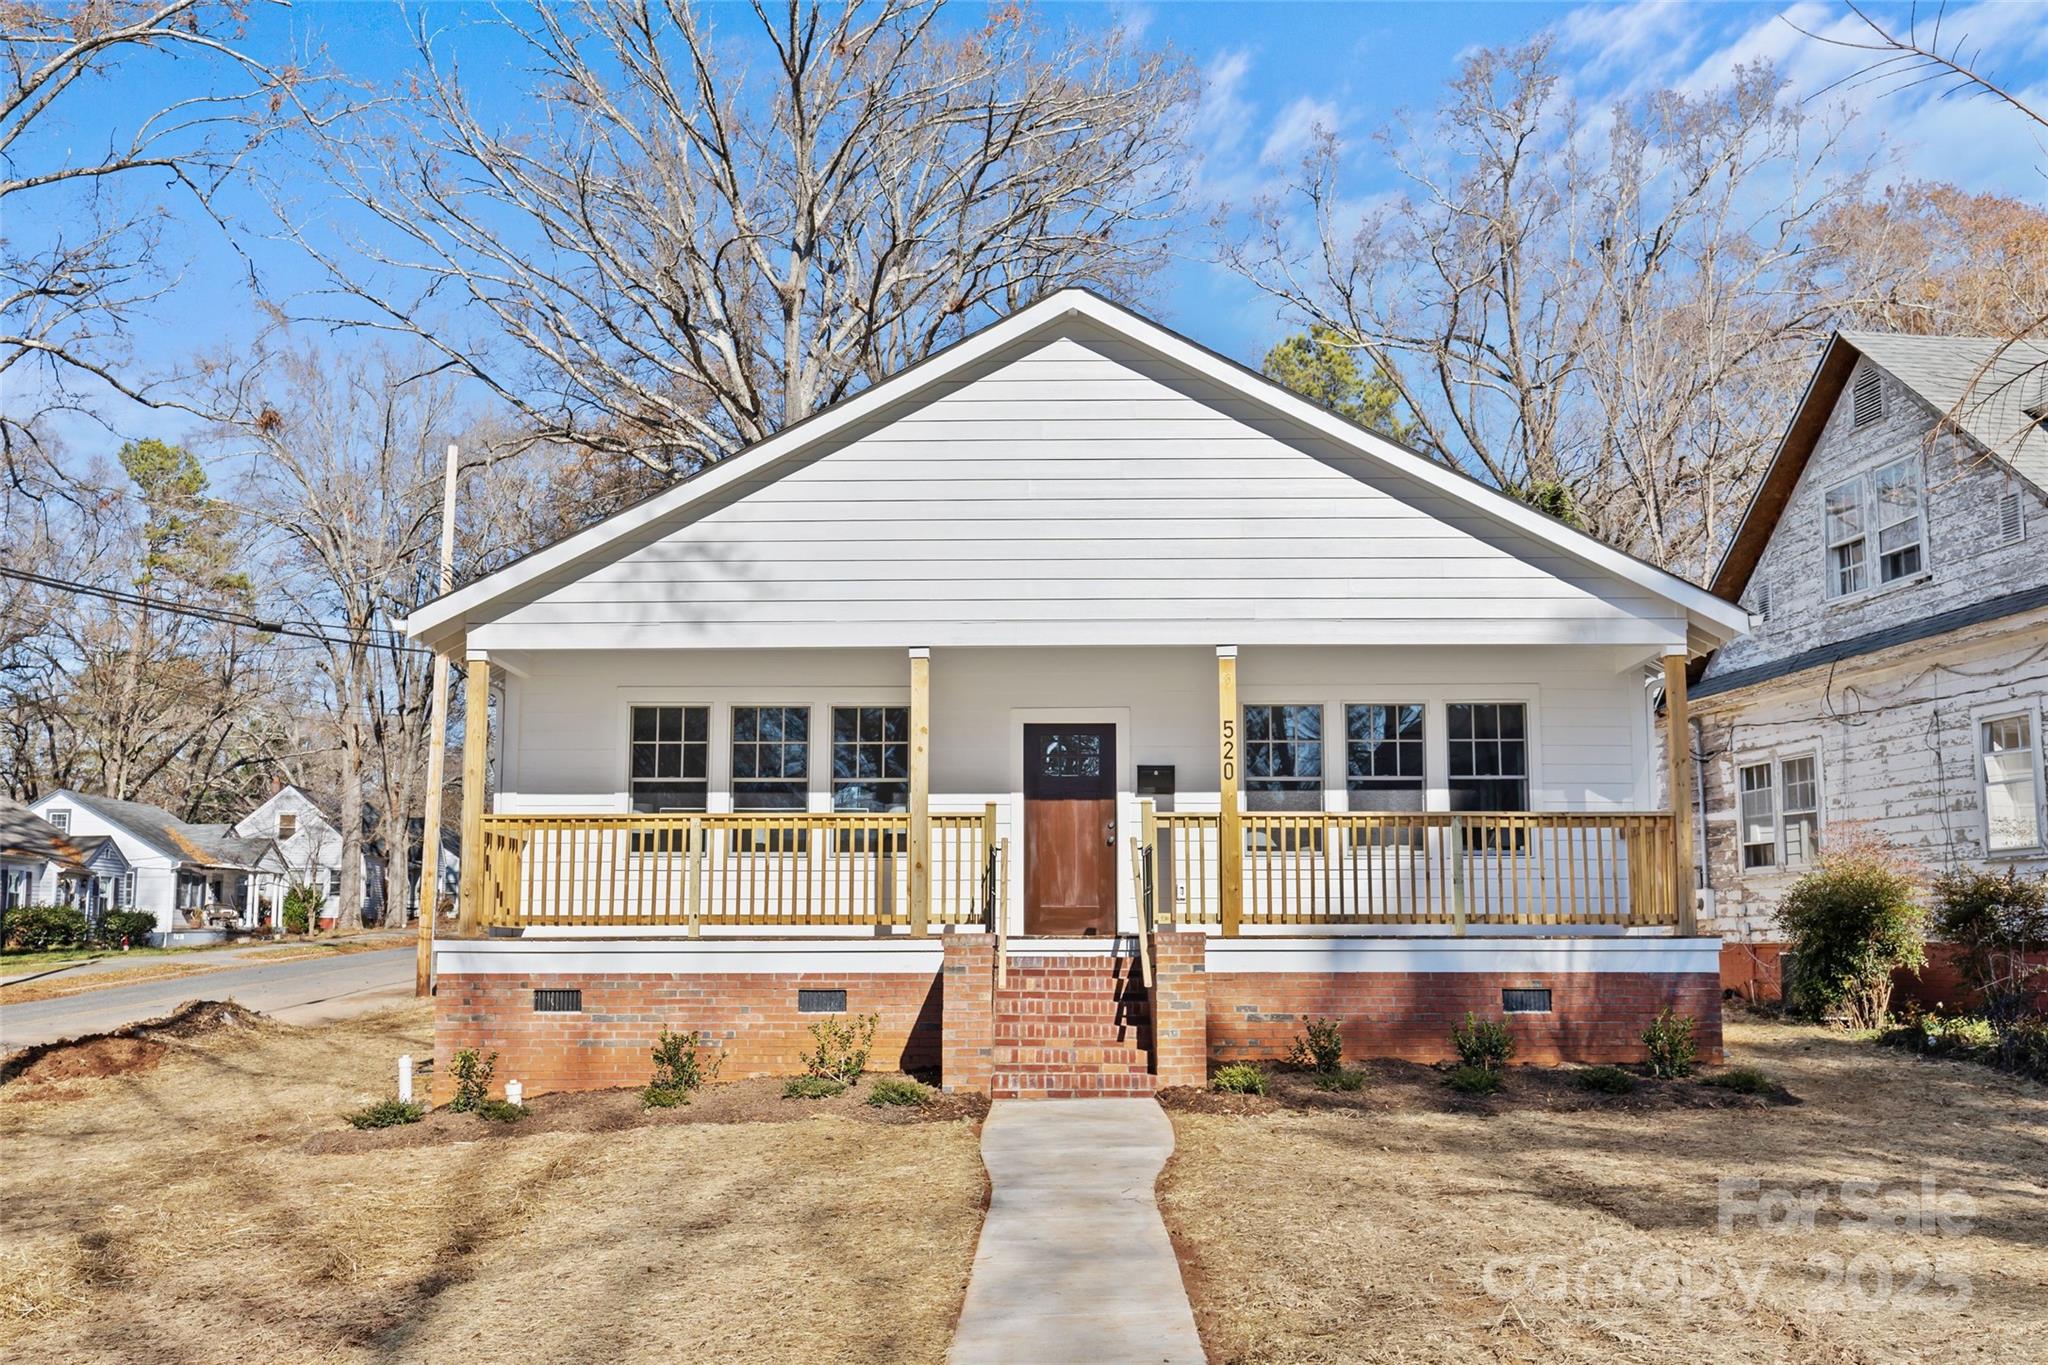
[1, 999, 269, 1091]
[308, 1073, 990, 1152]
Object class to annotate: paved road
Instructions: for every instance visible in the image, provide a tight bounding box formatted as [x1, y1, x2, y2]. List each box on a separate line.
[1, 946, 417, 1052]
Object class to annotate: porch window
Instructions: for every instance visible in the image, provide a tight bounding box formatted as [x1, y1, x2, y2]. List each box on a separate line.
[1243, 704, 1322, 812]
[1824, 478, 1867, 597]
[630, 705, 709, 812]
[1739, 763, 1776, 869]
[1981, 713, 2042, 853]
[1345, 703, 1425, 811]
[1447, 703, 1528, 811]
[732, 706, 810, 811]
[831, 706, 909, 812]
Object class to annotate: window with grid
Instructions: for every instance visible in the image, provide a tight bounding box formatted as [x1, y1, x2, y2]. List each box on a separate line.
[1981, 714, 2042, 853]
[732, 706, 810, 851]
[47, 808, 68, 833]
[629, 705, 708, 812]
[831, 707, 909, 812]
[1780, 755, 1819, 867]
[1871, 458, 1923, 583]
[1345, 704, 1425, 810]
[1243, 704, 1323, 812]
[1825, 478, 1867, 597]
[1738, 763, 1776, 869]
[1447, 703, 1528, 811]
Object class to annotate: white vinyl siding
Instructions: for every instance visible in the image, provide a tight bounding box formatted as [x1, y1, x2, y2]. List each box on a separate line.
[1981, 714, 2042, 853]
[477, 328, 1689, 652]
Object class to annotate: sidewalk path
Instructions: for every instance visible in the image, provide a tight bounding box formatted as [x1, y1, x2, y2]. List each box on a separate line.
[949, 1099, 1205, 1364]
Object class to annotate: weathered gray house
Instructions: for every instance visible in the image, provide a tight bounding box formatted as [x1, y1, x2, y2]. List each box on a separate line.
[1693, 332, 2048, 993]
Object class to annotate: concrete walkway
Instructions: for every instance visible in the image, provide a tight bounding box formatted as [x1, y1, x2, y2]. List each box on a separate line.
[950, 1099, 1205, 1364]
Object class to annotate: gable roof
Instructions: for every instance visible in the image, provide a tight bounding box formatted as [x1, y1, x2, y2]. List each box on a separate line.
[403, 289, 1747, 654]
[1710, 330, 2048, 604]
[43, 792, 267, 869]
[0, 804, 89, 872]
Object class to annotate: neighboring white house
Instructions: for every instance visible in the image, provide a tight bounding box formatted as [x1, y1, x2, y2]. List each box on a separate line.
[27, 792, 274, 944]
[233, 784, 458, 926]
[1692, 332, 2048, 990]
[1, 802, 132, 921]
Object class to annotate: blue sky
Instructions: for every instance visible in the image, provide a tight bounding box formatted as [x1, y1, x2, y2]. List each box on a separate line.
[22, 0, 2048, 452]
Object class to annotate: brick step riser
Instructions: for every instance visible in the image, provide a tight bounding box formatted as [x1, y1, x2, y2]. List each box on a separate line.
[993, 1082, 1159, 1099]
[995, 1050, 1151, 1068]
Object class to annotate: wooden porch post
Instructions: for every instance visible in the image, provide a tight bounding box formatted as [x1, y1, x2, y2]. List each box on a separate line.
[908, 648, 931, 936]
[1217, 646, 1243, 938]
[1662, 649, 1698, 936]
[455, 651, 490, 938]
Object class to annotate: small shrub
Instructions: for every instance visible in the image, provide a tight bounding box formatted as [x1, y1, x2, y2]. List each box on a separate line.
[96, 910, 156, 947]
[783, 1075, 847, 1100]
[4, 904, 90, 952]
[866, 1077, 932, 1107]
[1211, 1062, 1267, 1095]
[1574, 1065, 1638, 1095]
[1451, 1013, 1514, 1072]
[1641, 1008, 1698, 1078]
[474, 1098, 527, 1123]
[282, 882, 323, 936]
[1444, 1064, 1503, 1095]
[1775, 830, 1927, 1029]
[448, 1048, 496, 1113]
[1312, 1068, 1367, 1092]
[1933, 867, 2048, 1069]
[1286, 1016, 1345, 1074]
[1700, 1067, 1774, 1095]
[346, 1098, 426, 1129]
[799, 1013, 877, 1085]
[642, 1028, 722, 1108]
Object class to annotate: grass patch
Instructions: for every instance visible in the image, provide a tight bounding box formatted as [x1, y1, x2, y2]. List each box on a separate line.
[344, 1098, 426, 1129]
[1573, 1065, 1638, 1095]
[1699, 1066, 1774, 1095]
[1311, 1068, 1367, 1092]
[1443, 1064, 1503, 1095]
[783, 1075, 847, 1100]
[472, 1098, 529, 1123]
[866, 1077, 932, 1107]
[1211, 1063, 1267, 1095]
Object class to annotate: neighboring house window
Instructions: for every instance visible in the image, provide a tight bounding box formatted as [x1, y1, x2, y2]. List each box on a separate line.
[277, 812, 297, 840]
[1871, 458, 1923, 583]
[1737, 754, 1821, 872]
[831, 706, 909, 812]
[629, 704, 708, 812]
[1824, 478, 1867, 597]
[1981, 714, 2042, 853]
[1345, 704, 1425, 812]
[47, 808, 69, 833]
[731, 706, 809, 812]
[1243, 704, 1322, 812]
[1447, 703, 1529, 810]
[327, 870, 342, 898]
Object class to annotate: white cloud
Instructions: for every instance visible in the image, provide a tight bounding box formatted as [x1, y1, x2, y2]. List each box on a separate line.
[1259, 95, 1343, 167]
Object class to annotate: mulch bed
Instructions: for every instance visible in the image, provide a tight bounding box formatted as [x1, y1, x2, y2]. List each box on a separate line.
[309, 1073, 991, 1152]
[1158, 1058, 1797, 1118]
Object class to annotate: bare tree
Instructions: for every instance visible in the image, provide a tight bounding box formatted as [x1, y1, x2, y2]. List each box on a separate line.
[292, 0, 1191, 476]
[1219, 40, 1867, 578]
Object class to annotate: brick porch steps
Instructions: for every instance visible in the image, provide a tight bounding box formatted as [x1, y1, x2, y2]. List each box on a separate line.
[991, 948, 1155, 1100]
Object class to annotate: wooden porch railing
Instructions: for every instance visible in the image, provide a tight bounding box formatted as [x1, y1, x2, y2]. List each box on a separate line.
[1151, 810, 1678, 931]
[475, 809, 996, 931]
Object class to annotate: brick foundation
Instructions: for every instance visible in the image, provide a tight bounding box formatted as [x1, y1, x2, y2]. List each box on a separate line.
[433, 966, 942, 1101]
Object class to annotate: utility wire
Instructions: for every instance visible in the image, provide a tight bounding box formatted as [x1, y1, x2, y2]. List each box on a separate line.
[0, 564, 431, 655]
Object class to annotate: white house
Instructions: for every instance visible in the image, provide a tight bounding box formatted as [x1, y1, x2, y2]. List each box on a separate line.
[401, 289, 1750, 1099]
[235, 785, 386, 927]
[27, 792, 273, 944]
[1, 802, 132, 921]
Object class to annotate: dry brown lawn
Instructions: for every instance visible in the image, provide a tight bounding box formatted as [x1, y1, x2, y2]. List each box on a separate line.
[1161, 1018, 2048, 1364]
[0, 960, 229, 1005]
[0, 1004, 987, 1364]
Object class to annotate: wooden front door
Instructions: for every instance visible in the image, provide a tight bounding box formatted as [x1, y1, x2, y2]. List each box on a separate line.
[1023, 723, 1118, 935]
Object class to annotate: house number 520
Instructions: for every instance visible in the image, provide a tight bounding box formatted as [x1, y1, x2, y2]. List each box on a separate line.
[1220, 717, 1236, 783]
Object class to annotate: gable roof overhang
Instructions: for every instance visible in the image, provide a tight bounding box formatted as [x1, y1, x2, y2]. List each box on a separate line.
[402, 290, 1749, 658]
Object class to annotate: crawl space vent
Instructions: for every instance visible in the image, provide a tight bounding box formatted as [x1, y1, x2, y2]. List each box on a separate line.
[533, 988, 582, 1013]
[799, 989, 848, 1014]
[1501, 987, 1552, 1014]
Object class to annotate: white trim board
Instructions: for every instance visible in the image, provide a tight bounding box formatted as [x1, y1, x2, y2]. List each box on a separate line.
[403, 290, 1749, 653]
[436, 938, 946, 976]
[1204, 936, 1721, 976]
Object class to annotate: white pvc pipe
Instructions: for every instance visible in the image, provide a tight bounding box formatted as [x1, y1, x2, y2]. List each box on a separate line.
[398, 1054, 414, 1103]
[505, 1079, 523, 1108]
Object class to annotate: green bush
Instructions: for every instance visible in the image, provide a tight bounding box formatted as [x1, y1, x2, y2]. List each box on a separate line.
[1286, 1016, 1345, 1074]
[866, 1077, 932, 1107]
[782, 1075, 847, 1100]
[1641, 1008, 1699, 1078]
[1882, 1010, 2048, 1083]
[1451, 1013, 1514, 1072]
[799, 1013, 877, 1085]
[1775, 832, 1926, 1029]
[448, 1048, 496, 1113]
[4, 904, 90, 952]
[1700, 1067, 1774, 1095]
[97, 910, 156, 947]
[282, 882, 323, 935]
[642, 1028, 723, 1109]
[1444, 1064, 1503, 1095]
[1311, 1068, 1367, 1092]
[1211, 1062, 1267, 1095]
[474, 1098, 527, 1123]
[1932, 867, 2047, 1070]
[1574, 1065, 1638, 1095]
[346, 1098, 427, 1129]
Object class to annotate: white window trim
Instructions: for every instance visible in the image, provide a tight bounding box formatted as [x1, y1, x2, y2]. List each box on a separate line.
[1869, 455, 1925, 585]
[1973, 701, 2046, 858]
[1823, 475, 1868, 600]
[47, 808, 70, 833]
[1823, 458, 1931, 604]
[1733, 749, 1824, 877]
